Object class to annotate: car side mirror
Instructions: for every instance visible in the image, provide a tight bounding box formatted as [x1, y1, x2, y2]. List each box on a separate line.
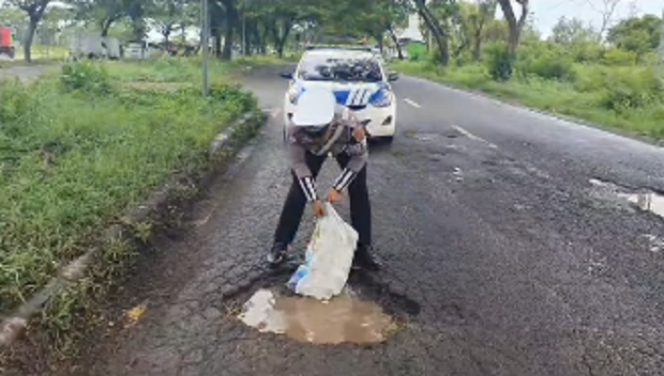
[388, 72, 399, 81]
[360, 119, 371, 126]
[280, 71, 293, 79]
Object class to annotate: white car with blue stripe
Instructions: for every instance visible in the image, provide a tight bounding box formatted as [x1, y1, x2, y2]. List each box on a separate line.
[280, 48, 399, 142]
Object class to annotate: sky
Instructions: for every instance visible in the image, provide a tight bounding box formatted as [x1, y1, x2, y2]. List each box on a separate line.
[401, 0, 664, 41]
[531, 0, 664, 38]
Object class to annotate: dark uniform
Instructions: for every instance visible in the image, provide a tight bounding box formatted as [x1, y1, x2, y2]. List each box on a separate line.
[269, 103, 380, 271]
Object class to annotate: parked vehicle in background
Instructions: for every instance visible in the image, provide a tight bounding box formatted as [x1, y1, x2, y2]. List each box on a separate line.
[0, 27, 16, 59]
[104, 38, 121, 59]
[124, 42, 145, 59]
[69, 33, 120, 60]
[124, 41, 161, 60]
[280, 47, 399, 142]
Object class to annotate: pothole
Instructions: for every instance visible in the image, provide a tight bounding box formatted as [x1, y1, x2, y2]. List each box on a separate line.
[404, 131, 443, 142]
[590, 178, 664, 219]
[238, 287, 398, 344]
[644, 234, 664, 253]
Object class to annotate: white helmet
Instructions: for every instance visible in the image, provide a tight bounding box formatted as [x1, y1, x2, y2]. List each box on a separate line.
[291, 87, 336, 127]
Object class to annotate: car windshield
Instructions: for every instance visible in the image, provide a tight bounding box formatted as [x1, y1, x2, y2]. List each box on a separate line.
[297, 55, 383, 82]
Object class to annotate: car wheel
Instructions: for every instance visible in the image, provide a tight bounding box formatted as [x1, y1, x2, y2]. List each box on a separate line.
[383, 136, 394, 143]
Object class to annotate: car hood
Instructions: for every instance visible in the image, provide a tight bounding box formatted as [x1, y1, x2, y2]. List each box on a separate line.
[293, 80, 389, 106]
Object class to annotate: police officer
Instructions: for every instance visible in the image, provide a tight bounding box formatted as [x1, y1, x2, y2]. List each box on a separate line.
[268, 86, 380, 271]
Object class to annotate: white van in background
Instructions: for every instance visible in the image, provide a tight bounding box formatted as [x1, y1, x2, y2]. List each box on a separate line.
[69, 34, 120, 60]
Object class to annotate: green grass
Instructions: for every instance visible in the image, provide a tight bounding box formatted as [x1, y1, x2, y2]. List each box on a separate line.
[101, 57, 237, 84]
[0, 59, 258, 330]
[0, 45, 67, 68]
[392, 60, 664, 142]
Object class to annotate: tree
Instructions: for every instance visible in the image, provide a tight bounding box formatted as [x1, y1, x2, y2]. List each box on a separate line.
[209, 0, 226, 57]
[37, 6, 73, 46]
[152, 0, 191, 43]
[263, 2, 298, 58]
[550, 16, 597, 46]
[0, 4, 26, 29]
[124, 0, 154, 41]
[451, 0, 497, 61]
[240, 0, 319, 57]
[220, 0, 241, 60]
[440, 1, 468, 59]
[6, 0, 51, 62]
[67, 0, 126, 37]
[469, 0, 497, 60]
[587, 0, 621, 41]
[414, 0, 451, 65]
[607, 14, 662, 59]
[496, 0, 528, 59]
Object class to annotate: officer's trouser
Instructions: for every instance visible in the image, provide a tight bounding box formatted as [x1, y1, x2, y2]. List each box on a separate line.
[273, 151, 371, 247]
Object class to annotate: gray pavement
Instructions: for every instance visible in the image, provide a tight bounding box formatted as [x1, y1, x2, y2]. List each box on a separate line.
[70, 65, 664, 376]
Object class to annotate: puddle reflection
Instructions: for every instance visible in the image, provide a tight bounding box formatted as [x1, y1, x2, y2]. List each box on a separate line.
[238, 288, 396, 345]
[590, 179, 664, 218]
[617, 191, 664, 218]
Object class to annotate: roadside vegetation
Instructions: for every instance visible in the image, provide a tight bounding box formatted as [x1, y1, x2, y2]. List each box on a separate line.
[0, 45, 67, 68]
[391, 1, 664, 142]
[0, 0, 307, 360]
[0, 58, 258, 347]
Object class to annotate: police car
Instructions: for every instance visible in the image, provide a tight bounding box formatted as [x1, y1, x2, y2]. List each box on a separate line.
[280, 47, 399, 142]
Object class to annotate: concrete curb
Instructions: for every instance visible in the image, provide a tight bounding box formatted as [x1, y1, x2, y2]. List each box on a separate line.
[0, 110, 267, 348]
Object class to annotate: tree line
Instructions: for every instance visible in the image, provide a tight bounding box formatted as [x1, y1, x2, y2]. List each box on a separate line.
[2, 0, 408, 61]
[1, 0, 662, 77]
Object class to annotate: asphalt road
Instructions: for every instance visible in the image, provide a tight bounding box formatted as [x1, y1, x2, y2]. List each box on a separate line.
[69, 65, 664, 376]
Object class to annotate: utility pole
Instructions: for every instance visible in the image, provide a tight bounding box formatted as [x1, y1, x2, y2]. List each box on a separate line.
[201, 0, 210, 96]
[242, 12, 246, 56]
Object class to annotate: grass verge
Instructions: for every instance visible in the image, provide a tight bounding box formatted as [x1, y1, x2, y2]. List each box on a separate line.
[0, 45, 67, 68]
[391, 60, 664, 142]
[0, 58, 260, 359]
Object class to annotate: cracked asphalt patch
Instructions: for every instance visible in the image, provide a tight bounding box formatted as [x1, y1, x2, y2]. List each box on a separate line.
[42, 66, 664, 376]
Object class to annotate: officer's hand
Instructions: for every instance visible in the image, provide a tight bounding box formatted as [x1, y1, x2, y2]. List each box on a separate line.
[328, 189, 344, 203]
[312, 200, 325, 218]
[353, 127, 366, 142]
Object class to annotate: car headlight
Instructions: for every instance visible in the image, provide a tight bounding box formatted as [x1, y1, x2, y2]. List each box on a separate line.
[370, 89, 392, 108]
[288, 88, 299, 104]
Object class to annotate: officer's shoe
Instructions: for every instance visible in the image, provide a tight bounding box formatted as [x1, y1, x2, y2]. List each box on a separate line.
[267, 242, 288, 268]
[352, 244, 382, 271]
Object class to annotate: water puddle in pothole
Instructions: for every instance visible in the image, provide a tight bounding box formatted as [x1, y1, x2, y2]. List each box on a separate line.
[590, 178, 664, 219]
[644, 234, 664, 252]
[238, 288, 397, 344]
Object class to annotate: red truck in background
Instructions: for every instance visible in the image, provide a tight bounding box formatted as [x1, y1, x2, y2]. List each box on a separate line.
[0, 27, 16, 59]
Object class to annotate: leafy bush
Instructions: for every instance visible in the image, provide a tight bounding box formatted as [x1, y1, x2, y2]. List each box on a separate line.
[513, 42, 575, 81]
[602, 48, 638, 66]
[409, 50, 423, 61]
[407, 42, 427, 62]
[518, 55, 575, 81]
[569, 42, 604, 63]
[60, 61, 113, 94]
[572, 64, 611, 92]
[599, 67, 662, 111]
[484, 42, 513, 81]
